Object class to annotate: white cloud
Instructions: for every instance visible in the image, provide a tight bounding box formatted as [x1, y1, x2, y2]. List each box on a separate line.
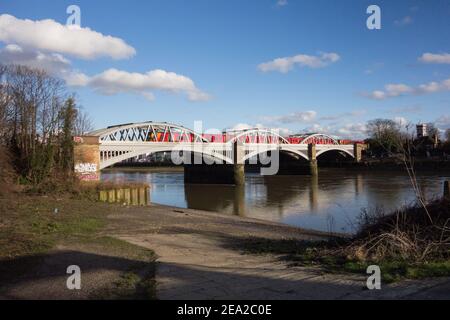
[64, 71, 90, 87]
[260, 111, 317, 124]
[258, 52, 340, 73]
[336, 123, 367, 139]
[74, 68, 210, 102]
[229, 123, 264, 131]
[0, 43, 208, 102]
[297, 122, 367, 140]
[394, 16, 413, 26]
[0, 44, 89, 88]
[228, 123, 291, 136]
[419, 53, 450, 64]
[276, 0, 288, 6]
[0, 44, 72, 75]
[394, 116, 408, 127]
[0, 14, 135, 60]
[367, 83, 413, 100]
[366, 78, 450, 100]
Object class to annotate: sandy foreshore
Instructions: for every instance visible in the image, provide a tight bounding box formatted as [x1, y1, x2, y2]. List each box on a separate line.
[106, 203, 450, 300]
[1, 197, 449, 300]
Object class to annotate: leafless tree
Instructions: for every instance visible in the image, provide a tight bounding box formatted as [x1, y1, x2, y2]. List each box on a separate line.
[426, 123, 439, 140]
[366, 118, 402, 154]
[0, 64, 93, 184]
[74, 107, 94, 136]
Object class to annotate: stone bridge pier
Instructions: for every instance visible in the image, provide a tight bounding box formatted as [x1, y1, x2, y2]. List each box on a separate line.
[184, 142, 245, 186]
[73, 136, 101, 181]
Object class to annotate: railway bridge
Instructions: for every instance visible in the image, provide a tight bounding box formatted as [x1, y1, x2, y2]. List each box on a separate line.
[73, 121, 365, 184]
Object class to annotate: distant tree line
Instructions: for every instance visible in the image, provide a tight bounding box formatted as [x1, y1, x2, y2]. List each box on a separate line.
[0, 64, 93, 186]
[365, 118, 450, 157]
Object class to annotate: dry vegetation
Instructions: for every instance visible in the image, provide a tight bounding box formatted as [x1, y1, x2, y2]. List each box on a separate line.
[350, 199, 450, 263]
[238, 197, 450, 282]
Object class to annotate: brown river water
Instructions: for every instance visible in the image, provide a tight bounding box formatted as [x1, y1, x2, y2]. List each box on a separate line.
[102, 168, 449, 233]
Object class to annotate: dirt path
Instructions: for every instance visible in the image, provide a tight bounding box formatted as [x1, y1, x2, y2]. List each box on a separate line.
[108, 204, 450, 300]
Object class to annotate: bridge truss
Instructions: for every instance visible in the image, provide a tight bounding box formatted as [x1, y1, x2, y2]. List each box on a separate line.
[86, 122, 357, 169]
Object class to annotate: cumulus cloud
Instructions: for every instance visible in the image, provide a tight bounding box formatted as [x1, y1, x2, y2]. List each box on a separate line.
[258, 52, 340, 73]
[366, 78, 450, 100]
[260, 111, 317, 124]
[0, 43, 208, 102]
[394, 116, 408, 127]
[228, 123, 291, 136]
[0, 14, 135, 60]
[419, 53, 450, 64]
[0, 44, 94, 88]
[229, 123, 264, 131]
[73, 68, 210, 102]
[296, 122, 367, 140]
[0, 44, 72, 75]
[336, 123, 367, 139]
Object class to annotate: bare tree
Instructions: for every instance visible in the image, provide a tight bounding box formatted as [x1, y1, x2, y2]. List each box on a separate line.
[366, 118, 402, 154]
[0, 65, 10, 144]
[74, 108, 94, 136]
[367, 118, 432, 222]
[426, 123, 439, 140]
[445, 128, 450, 143]
[0, 64, 94, 184]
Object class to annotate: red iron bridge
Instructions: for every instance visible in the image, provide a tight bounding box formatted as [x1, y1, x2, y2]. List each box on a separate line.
[76, 121, 365, 172]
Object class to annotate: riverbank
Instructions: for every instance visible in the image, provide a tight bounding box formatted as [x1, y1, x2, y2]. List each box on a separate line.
[1, 193, 449, 299]
[103, 166, 184, 173]
[320, 158, 450, 172]
[106, 201, 450, 299]
[0, 195, 157, 299]
[105, 158, 450, 174]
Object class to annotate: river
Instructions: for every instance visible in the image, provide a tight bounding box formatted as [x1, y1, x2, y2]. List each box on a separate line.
[101, 168, 449, 233]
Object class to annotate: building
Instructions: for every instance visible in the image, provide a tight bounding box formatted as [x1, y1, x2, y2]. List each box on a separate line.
[416, 123, 428, 139]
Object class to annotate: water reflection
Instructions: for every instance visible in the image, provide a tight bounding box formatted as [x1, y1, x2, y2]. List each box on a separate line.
[101, 169, 449, 233]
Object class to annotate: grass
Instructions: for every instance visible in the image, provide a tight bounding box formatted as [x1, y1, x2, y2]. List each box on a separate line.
[0, 196, 105, 258]
[237, 231, 450, 283]
[0, 194, 157, 299]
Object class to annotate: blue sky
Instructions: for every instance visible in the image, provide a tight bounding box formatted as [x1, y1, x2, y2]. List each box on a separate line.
[1, 0, 449, 138]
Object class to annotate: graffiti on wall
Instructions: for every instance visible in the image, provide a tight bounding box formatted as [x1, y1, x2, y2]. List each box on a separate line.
[73, 136, 84, 144]
[74, 162, 99, 181]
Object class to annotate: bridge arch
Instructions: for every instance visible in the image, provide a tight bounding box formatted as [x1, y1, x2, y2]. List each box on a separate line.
[298, 133, 339, 145]
[99, 145, 234, 170]
[243, 147, 309, 162]
[316, 147, 355, 159]
[226, 129, 290, 145]
[90, 121, 210, 143]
